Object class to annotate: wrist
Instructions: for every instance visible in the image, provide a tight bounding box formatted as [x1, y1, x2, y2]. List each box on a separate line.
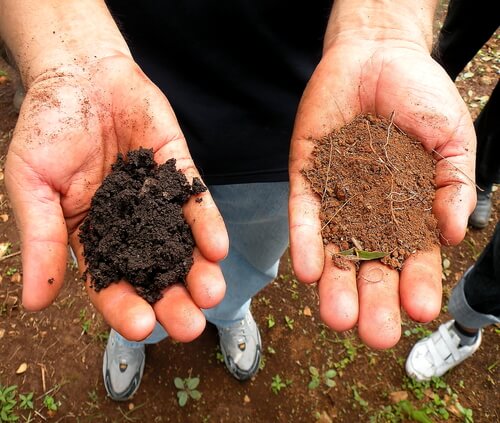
[0, 0, 131, 88]
[324, 0, 437, 53]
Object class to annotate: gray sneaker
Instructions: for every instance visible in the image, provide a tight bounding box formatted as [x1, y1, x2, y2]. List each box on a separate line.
[469, 188, 492, 229]
[218, 311, 262, 381]
[103, 329, 145, 401]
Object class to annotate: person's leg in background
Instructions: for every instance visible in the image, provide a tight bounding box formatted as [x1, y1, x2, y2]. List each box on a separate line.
[204, 182, 289, 380]
[470, 82, 500, 227]
[432, 0, 500, 228]
[103, 181, 290, 399]
[406, 223, 500, 381]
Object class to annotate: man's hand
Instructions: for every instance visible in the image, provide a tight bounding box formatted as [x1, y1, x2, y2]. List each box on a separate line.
[5, 55, 228, 342]
[289, 0, 476, 348]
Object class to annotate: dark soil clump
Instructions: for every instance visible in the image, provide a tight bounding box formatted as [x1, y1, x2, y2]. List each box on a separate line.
[79, 148, 206, 303]
[303, 114, 440, 269]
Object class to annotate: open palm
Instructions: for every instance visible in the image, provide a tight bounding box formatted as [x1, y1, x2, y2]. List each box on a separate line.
[289, 42, 476, 348]
[6, 55, 228, 342]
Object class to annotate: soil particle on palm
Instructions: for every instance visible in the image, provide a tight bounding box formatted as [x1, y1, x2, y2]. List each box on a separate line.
[303, 114, 440, 269]
[79, 148, 206, 303]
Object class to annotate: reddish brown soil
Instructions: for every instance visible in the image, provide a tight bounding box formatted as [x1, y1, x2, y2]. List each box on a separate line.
[303, 114, 439, 269]
[79, 148, 205, 303]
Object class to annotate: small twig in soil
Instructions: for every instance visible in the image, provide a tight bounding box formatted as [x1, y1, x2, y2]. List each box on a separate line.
[384, 111, 395, 150]
[35, 383, 62, 401]
[321, 136, 335, 202]
[321, 194, 359, 231]
[33, 410, 47, 421]
[37, 363, 47, 393]
[366, 120, 377, 157]
[0, 250, 21, 262]
[431, 148, 482, 191]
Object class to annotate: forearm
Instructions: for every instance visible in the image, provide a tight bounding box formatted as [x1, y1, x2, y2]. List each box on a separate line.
[0, 0, 130, 87]
[325, 0, 438, 52]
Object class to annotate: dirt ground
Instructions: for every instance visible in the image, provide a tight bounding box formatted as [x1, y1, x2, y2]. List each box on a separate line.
[1, 8, 499, 423]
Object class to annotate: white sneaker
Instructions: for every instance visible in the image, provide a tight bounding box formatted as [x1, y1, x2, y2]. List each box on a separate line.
[405, 320, 482, 381]
[218, 311, 262, 381]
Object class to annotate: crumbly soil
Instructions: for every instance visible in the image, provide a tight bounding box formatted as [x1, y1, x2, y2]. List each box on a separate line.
[79, 148, 206, 303]
[0, 8, 499, 422]
[303, 114, 439, 269]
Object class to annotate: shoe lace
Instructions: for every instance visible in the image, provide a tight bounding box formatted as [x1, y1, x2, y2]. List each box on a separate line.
[223, 320, 247, 351]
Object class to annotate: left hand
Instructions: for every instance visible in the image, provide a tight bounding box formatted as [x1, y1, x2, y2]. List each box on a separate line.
[289, 38, 476, 348]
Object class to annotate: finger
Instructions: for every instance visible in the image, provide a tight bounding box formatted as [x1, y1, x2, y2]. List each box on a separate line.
[357, 262, 401, 349]
[318, 245, 358, 331]
[431, 108, 476, 245]
[67, 234, 156, 341]
[86, 278, 157, 342]
[288, 169, 324, 283]
[186, 248, 226, 309]
[400, 246, 442, 323]
[5, 152, 68, 311]
[288, 60, 359, 283]
[433, 174, 476, 245]
[153, 284, 206, 342]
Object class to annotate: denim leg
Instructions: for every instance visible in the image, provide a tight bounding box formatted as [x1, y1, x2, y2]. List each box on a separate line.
[449, 222, 500, 329]
[115, 181, 289, 345]
[203, 182, 289, 327]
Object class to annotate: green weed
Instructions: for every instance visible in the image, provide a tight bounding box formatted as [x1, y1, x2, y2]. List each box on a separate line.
[174, 376, 201, 407]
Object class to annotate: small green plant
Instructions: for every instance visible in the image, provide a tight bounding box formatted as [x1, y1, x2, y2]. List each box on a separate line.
[5, 267, 17, 277]
[308, 367, 336, 390]
[18, 392, 34, 410]
[174, 376, 201, 407]
[43, 395, 59, 412]
[79, 309, 91, 335]
[270, 374, 291, 394]
[0, 384, 18, 422]
[403, 325, 432, 338]
[0, 70, 8, 77]
[266, 314, 276, 328]
[267, 346, 276, 355]
[215, 350, 225, 364]
[284, 316, 294, 330]
[351, 385, 369, 410]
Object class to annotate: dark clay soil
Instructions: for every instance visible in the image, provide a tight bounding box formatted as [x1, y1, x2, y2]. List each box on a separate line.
[303, 114, 440, 269]
[79, 148, 206, 303]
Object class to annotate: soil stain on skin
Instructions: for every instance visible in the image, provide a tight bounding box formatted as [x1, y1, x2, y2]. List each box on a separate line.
[303, 114, 440, 269]
[79, 148, 206, 303]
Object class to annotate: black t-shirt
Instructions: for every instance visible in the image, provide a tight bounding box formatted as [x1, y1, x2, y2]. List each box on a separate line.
[106, 1, 332, 184]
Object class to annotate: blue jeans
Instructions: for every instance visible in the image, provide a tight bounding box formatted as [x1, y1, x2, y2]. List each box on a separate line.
[116, 182, 290, 347]
[449, 222, 500, 329]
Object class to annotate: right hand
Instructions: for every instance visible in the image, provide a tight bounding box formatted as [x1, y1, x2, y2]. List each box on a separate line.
[5, 55, 228, 342]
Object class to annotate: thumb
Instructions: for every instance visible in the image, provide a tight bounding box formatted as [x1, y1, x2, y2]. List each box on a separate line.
[5, 151, 68, 311]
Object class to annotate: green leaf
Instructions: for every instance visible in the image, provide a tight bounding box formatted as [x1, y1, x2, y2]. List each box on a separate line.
[189, 390, 202, 400]
[355, 250, 389, 260]
[324, 369, 337, 379]
[308, 379, 320, 390]
[325, 379, 336, 388]
[336, 248, 388, 261]
[309, 366, 319, 377]
[177, 391, 188, 407]
[337, 248, 356, 256]
[174, 377, 185, 390]
[186, 377, 200, 390]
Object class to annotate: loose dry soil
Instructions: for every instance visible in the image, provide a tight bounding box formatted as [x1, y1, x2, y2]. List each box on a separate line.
[303, 114, 439, 270]
[0, 7, 498, 422]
